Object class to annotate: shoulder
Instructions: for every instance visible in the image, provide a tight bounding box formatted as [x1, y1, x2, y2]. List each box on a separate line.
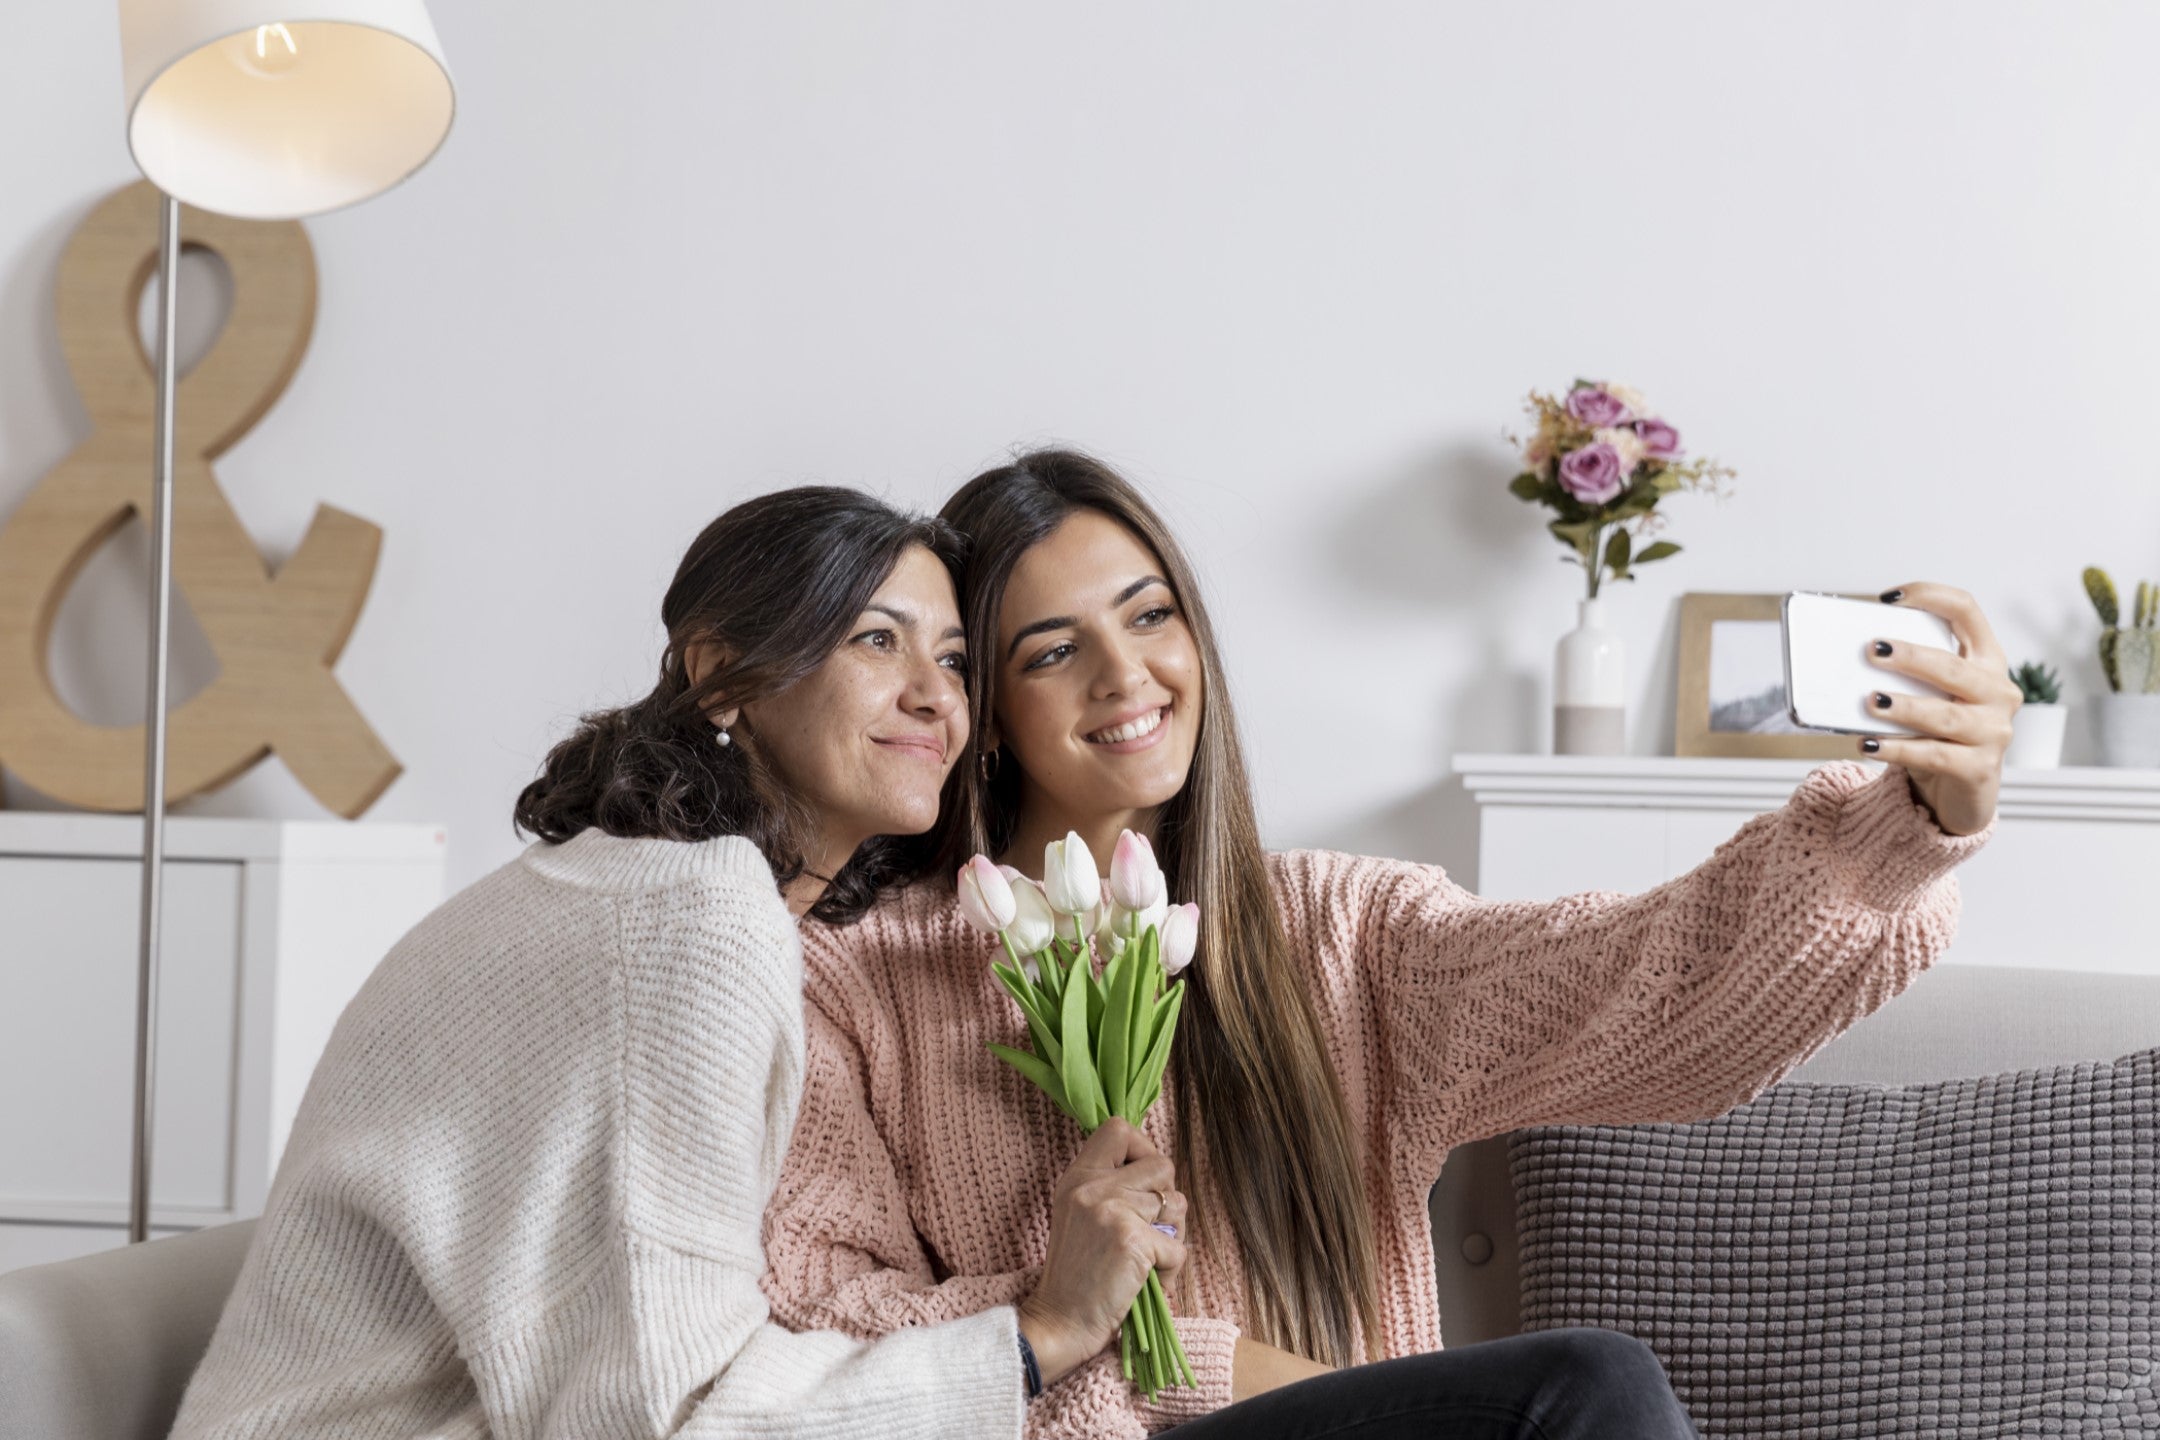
[797, 876, 963, 972]
[794, 877, 973, 1032]
[518, 828, 792, 949]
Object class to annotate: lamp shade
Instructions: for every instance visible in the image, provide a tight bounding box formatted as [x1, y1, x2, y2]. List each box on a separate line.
[119, 0, 454, 220]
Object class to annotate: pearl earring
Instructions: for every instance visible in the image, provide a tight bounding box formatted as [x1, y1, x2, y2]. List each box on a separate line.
[715, 724, 732, 748]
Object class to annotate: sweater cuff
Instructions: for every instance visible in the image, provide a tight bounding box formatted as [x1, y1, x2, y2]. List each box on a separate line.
[1133, 1316, 1239, 1427]
[946, 1304, 1031, 1439]
[1832, 761, 1995, 912]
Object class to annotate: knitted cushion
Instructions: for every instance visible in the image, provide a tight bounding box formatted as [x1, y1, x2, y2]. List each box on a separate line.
[1508, 1047, 2160, 1439]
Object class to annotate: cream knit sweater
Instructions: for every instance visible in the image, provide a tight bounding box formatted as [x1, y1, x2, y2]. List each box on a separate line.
[168, 829, 1027, 1440]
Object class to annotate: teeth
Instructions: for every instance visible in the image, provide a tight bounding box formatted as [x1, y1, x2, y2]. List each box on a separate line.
[1088, 707, 1165, 745]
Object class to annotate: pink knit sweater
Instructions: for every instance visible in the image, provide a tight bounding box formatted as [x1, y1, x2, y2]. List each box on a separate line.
[759, 761, 1993, 1438]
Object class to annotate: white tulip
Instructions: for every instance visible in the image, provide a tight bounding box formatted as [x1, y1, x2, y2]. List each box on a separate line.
[1104, 895, 1170, 947]
[1003, 875, 1059, 958]
[1059, 898, 1105, 950]
[1041, 831, 1102, 919]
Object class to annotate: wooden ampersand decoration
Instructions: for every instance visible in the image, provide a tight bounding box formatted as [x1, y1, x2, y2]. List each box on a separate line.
[0, 180, 399, 818]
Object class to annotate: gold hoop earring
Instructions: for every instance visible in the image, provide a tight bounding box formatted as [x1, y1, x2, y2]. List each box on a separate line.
[979, 746, 999, 781]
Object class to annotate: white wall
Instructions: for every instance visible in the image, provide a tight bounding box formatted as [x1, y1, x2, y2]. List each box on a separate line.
[4, 2, 2157, 897]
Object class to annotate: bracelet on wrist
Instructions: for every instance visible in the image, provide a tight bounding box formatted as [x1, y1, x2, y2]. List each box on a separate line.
[1016, 1328, 1045, 1400]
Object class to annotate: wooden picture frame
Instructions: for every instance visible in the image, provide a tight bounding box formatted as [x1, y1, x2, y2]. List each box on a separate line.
[1673, 591, 1875, 760]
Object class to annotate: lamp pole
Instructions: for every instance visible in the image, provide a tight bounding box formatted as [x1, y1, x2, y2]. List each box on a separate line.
[128, 191, 181, 1245]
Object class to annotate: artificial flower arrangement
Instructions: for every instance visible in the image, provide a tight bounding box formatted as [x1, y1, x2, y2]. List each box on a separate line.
[954, 830, 1199, 1400]
[1508, 380, 1736, 600]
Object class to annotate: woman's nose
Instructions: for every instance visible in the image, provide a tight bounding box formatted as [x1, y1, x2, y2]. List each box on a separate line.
[1091, 639, 1150, 699]
[904, 658, 964, 716]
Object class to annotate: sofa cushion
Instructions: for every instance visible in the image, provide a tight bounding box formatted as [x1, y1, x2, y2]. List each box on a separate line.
[1509, 1045, 2160, 1439]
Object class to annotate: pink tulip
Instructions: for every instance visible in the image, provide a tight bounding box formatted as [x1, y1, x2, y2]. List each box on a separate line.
[1160, 903, 1200, 975]
[1108, 831, 1167, 912]
[956, 855, 1017, 935]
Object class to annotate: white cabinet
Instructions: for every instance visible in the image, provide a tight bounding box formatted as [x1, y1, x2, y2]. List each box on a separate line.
[0, 813, 445, 1273]
[1455, 755, 2160, 975]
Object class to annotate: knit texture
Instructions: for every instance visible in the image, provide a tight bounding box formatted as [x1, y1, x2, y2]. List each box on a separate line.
[168, 829, 1028, 1440]
[759, 760, 1994, 1439]
[1510, 1046, 2160, 1437]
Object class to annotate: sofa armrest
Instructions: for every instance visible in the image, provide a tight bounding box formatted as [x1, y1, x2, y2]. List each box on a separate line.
[0, 1220, 255, 1440]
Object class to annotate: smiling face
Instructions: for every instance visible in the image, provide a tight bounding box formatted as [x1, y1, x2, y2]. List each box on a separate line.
[991, 509, 1203, 850]
[738, 544, 970, 868]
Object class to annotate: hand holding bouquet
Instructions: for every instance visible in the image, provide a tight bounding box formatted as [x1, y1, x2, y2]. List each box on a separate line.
[956, 830, 1199, 1399]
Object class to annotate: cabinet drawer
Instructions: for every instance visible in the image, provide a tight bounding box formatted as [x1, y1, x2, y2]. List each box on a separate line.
[0, 857, 240, 1214]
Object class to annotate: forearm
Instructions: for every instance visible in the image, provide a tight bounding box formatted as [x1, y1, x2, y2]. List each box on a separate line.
[1230, 1336, 1333, 1403]
[1377, 760, 1993, 1143]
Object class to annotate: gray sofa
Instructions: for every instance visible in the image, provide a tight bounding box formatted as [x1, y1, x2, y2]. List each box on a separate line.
[1428, 962, 2160, 1350]
[6, 963, 2155, 1440]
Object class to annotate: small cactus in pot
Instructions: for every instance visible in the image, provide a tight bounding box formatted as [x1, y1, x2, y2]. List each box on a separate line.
[2083, 566, 2160, 694]
[2084, 565, 2160, 768]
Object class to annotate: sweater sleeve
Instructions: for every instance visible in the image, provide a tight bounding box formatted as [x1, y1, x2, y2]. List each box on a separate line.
[474, 876, 1035, 1440]
[1354, 760, 1994, 1155]
[760, 992, 1241, 1439]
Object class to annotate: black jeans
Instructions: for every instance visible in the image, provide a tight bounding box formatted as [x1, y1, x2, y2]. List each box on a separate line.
[1154, 1328, 1701, 1440]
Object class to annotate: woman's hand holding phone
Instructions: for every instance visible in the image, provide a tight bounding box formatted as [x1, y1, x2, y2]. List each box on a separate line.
[1831, 583, 2018, 837]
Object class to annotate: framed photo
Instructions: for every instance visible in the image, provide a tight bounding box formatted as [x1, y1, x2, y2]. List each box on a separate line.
[1673, 592, 1872, 760]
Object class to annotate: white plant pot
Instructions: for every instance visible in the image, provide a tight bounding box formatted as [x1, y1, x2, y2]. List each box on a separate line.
[1554, 596, 1625, 755]
[2002, 701, 2066, 769]
[2094, 692, 2160, 769]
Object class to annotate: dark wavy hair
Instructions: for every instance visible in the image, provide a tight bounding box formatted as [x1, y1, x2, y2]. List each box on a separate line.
[514, 486, 965, 924]
[934, 449, 1385, 1369]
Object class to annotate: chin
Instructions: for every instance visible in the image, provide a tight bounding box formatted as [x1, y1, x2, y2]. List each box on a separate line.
[1101, 770, 1187, 815]
[878, 796, 943, 838]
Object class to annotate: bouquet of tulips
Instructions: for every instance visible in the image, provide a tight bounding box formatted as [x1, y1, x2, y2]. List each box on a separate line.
[956, 829, 1199, 1400]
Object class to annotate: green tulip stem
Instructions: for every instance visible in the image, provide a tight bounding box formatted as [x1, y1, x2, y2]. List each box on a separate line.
[982, 921, 1194, 1397]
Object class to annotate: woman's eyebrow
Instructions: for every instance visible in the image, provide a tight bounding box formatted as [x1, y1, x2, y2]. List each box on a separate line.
[1003, 575, 1170, 661]
[869, 603, 964, 643]
[1114, 575, 1169, 607]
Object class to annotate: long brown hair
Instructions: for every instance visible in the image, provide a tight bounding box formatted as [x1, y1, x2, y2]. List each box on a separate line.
[515, 486, 966, 924]
[935, 449, 1385, 1367]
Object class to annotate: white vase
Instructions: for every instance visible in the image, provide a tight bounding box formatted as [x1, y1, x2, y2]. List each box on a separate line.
[2094, 693, 2160, 768]
[1554, 596, 1625, 755]
[2002, 701, 2067, 769]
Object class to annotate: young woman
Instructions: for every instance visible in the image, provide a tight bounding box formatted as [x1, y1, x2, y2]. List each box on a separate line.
[759, 451, 2015, 1439]
[168, 487, 1181, 1440]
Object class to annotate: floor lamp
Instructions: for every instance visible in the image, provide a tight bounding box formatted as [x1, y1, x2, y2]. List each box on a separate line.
[114, 1, 454, 1244]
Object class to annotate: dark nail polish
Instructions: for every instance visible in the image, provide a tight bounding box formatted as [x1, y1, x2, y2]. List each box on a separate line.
[1873, 691, 1893, 710]
[1861, 737, 1881, 753]
[1873, 640, 1893, 657]
[1881, 589, 1904, 604]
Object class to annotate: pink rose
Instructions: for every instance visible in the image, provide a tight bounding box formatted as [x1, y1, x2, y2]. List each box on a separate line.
[1566, 386, 1629, 426]
[1558, 443, 1625, 505]
[1634, 418, 1682, 459]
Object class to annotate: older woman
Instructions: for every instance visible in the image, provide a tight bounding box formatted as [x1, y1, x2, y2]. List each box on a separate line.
[168, 487, 1183, 1439]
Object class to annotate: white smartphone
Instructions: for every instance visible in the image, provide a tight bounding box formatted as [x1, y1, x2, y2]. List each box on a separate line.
[1782, 590, 1960, 737]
